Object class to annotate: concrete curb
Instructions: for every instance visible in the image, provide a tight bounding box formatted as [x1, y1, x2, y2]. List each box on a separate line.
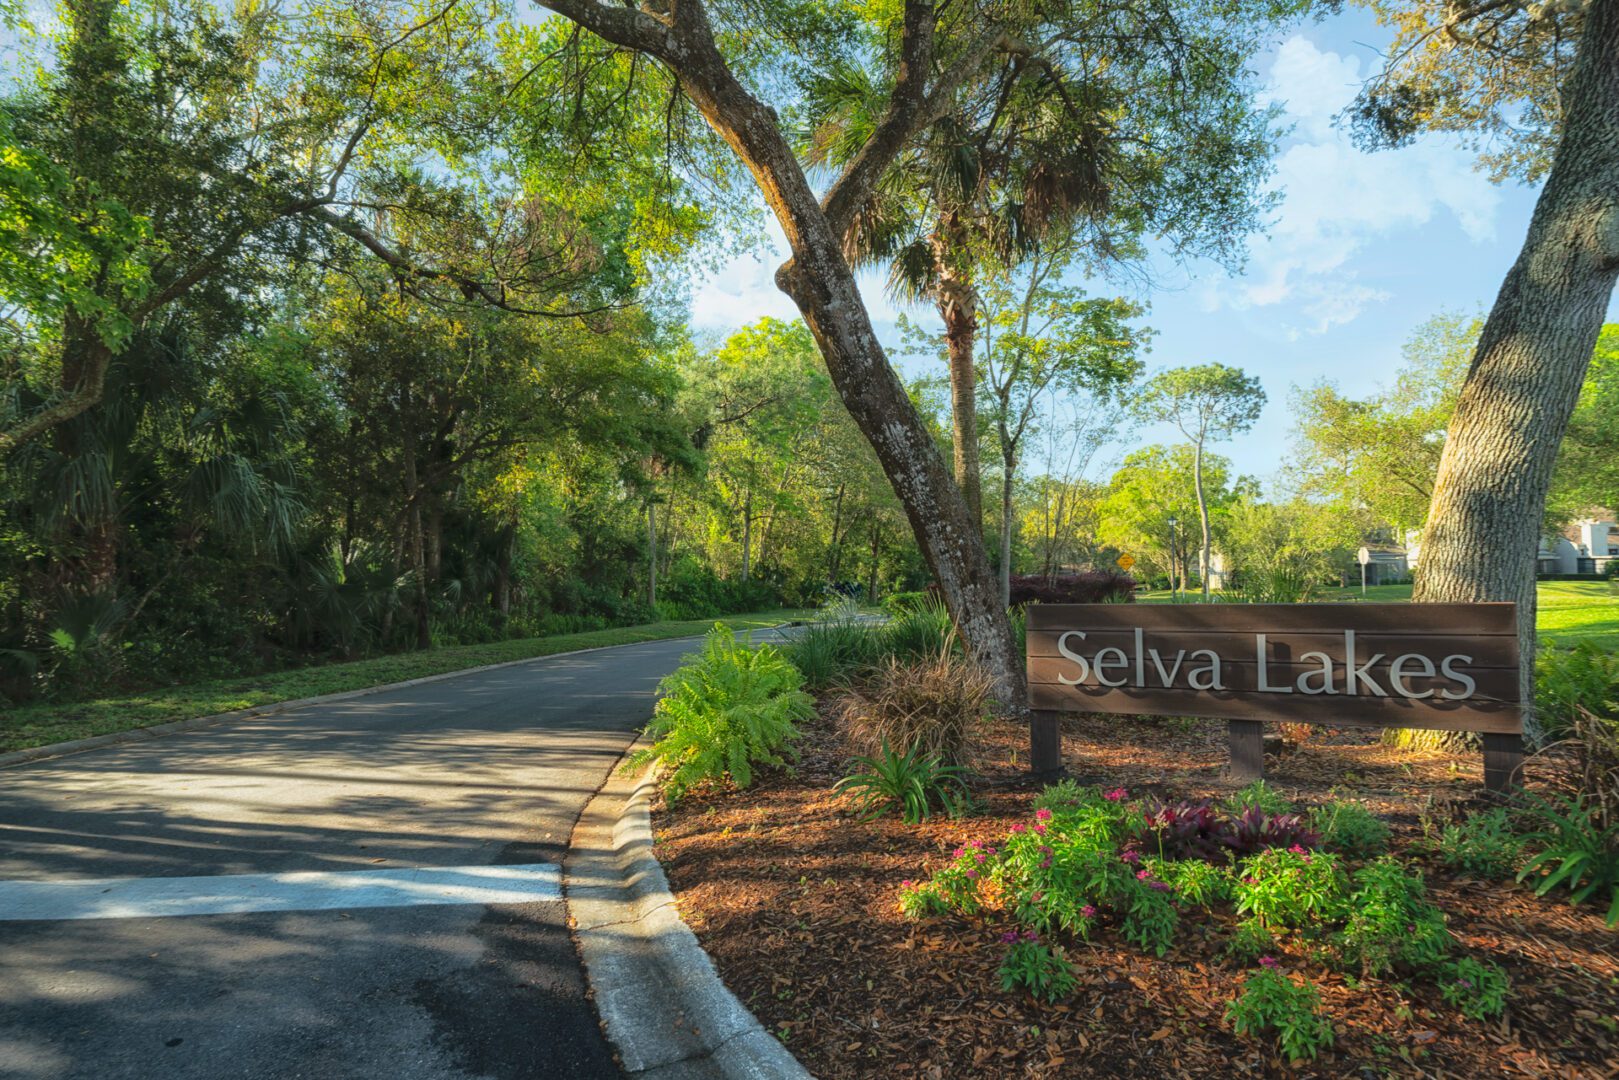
[0, 635, 731, 771]
[567, 748, 814, 1079]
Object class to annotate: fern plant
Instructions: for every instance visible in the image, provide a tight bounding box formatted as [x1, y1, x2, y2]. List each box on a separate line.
[629, 625, 814, 801]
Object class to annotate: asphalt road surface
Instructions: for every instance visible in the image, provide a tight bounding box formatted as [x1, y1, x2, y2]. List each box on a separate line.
[0, 632, 745, 1080]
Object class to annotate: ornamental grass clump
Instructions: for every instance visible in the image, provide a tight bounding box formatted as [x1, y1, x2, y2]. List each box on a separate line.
[835, 645, 993, 765]
[629, 625, 813, 802]
[835, 742, 970, 824]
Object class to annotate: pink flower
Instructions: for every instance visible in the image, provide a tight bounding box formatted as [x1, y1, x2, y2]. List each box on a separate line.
[1000, 930, 1019, 944]
[1021, 929, 1039, 942]
[1080, 904, 1097, 918]
[1039, 858, 1052, 869]
[953, 846, 965, 858]
[1033, 824, 1047, 835]
[1288, 844, 1307, 856]
[1120, 850, 1140, 865]
[1259, 956, 1278, 969]
[965, 869, 979, 879]
[1136, 868, 1153, 881]
[1009, 823, 1027, 834]
[1035, 808, 1053, 822]
[1104, 788, 1129, 802]
[901, 880, 914, 889]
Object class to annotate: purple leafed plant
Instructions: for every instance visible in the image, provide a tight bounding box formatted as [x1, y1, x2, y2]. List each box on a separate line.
[1129, 800, 1320, 864]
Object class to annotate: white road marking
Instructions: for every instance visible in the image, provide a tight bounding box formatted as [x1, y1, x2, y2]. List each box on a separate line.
[0, 863, 560, 921]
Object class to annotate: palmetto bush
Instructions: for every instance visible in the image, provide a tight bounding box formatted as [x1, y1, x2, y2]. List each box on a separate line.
[629, 625, 814, 802]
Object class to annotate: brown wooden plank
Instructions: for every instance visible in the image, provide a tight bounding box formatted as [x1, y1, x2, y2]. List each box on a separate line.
[1025, 602, 1516, 635]
[1027, 681, 1523, 734]
[1027, 629, 1518, 669]
[1027, 656, 1518, 701]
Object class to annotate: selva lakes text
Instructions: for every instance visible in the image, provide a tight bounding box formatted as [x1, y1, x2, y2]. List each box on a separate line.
[1051, 629, 1479, 700]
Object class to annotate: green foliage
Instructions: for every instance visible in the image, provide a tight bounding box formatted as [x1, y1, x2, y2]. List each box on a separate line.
[1146, 856, 1232, 908]
[1515, 791, 1619, 927]
[1433, 807, 1526, 879]
[1437, 956, 1510, 1020]
[1224, 780, 1295, 817]
[1224, 919, 1276, 965]
[834, 743, 970, 825]
[1536, 641, 1619, 738]
[629, 627, 813, 802]
[1226, 968, 1335, 1063]
[1232, 848, 1345, 929]
[1311, 800, 1392, 858]
[785, 618, 884, 691]
[1336, 857, 1452, 977]
[997, 937, 1077, 1003]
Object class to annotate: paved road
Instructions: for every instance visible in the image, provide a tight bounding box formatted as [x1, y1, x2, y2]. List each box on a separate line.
[0, 633, 741, 1080]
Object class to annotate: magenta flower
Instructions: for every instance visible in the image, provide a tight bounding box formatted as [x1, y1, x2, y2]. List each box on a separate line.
[1009, 823, 1027, 834]
[1120, 850, 1141, 865]
[1033, 823, 1048, 835]
[1288, 844, 1307, 856]
[1021, 929, 1039, 942]
[965, 869, 979, 879]
[1038, 858, 1052, 869]
[1104, 787, 1129, 802]
[1259, 956, 1278, 969]
[1000, 930, 1019, 944]
[953, 846, 965, 858]
[1080, 904, 1097, 918]
[1136, 868, 1153, 881]
[1035, 808, 1053, 822]
[900, 879, 914, 889]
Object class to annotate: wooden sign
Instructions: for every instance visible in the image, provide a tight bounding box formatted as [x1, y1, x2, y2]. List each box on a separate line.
[1025, 602, 1524, 791]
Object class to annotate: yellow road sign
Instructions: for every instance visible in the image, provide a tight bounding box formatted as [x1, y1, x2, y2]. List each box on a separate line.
[1116, 554, 1135, 570]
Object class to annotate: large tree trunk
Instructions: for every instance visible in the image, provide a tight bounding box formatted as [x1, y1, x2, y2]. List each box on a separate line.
[1000, 451, 1015, 608]
[1413, 0, 1619, 743]
[935, 229, 983, 523]
[536, 0, 1024, 706]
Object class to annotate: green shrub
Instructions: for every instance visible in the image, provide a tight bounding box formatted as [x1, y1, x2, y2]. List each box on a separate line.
[1224, 779, 1295, 817]
[1224, 918, 1276, 964]
[1146, 855, 1232, 907]
[1515, 790, 1619, 926]
[1311, 800, 1391, 858]
[628, 626, 813, 801]
[1433, 806, 1526, 878]
[998, 935, 1077, 1002]
[1536, 641, 1619, 737]
[1226, 967, 1335, 1063]
[1233, 847, 1345, 929]
[1437, 955, 1510, 1020]
[786, 617, 883, 690]
[1336, 856, 1452, 977]
[879, 600, 956, 663]
[879, 590, 931, 617]
[835, 743, 971, 824]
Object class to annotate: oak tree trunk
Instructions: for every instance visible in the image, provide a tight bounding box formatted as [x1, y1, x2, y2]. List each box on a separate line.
[1413, 0, 1619, 741]
[537, 0, 1025, 708]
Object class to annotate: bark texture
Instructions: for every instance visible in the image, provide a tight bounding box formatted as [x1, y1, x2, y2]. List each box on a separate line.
[1413, 0, 1619, 737]
[536, 0, 1024, 705]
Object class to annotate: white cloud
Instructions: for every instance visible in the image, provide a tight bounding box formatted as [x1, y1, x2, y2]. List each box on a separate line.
[688, 252, 802, 329]
[1202, 36, 1502, 336]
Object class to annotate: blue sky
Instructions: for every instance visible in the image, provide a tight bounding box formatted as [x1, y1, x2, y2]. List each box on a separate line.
[686, 9, 1619, 490]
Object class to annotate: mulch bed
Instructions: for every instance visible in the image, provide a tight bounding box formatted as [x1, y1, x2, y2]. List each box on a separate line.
[652, 709, 1619, 1078]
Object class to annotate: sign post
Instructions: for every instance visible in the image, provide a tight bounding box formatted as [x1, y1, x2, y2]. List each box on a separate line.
[1357, 546, 1371, 596]
[1025, 602, 1524, 792]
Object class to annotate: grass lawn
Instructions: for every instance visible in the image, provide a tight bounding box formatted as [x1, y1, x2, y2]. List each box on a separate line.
[0, 608, 810, 755]
[1137, 580, 1619, 650]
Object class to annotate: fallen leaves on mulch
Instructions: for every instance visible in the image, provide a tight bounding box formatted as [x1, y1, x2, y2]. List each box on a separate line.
[653, 710, 1619, 1078]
